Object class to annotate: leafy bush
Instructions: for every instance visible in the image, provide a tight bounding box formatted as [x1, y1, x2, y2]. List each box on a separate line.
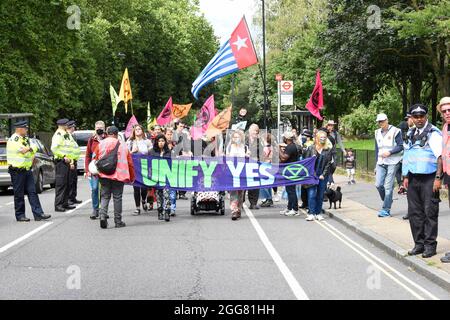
[340, 104, 378, 137]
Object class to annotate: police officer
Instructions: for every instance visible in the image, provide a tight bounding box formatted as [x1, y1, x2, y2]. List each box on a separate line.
[66, 120, 82, 205]
[51, 119, 76, 212]
[402, 104, 443, 259]
[6, 121, 51, 222]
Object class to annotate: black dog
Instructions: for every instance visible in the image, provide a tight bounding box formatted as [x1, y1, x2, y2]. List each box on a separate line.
[325, 186, 342, 209]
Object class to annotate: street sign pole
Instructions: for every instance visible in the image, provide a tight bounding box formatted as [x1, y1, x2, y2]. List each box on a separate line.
[276, 74, 283, 143]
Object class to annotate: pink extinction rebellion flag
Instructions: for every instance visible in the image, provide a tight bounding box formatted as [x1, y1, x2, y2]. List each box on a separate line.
[190, 95, 217, 140]
[125, 115, 139, 139]
[156, 97, 173, 126]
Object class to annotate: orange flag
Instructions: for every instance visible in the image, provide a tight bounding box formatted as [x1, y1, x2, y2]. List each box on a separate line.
[119, 68, 133, 113]
[171, 103, 192, 120]
[206, 106, 232, 139]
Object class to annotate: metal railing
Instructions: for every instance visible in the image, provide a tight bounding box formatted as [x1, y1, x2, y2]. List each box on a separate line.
[336, 148, 376, 174]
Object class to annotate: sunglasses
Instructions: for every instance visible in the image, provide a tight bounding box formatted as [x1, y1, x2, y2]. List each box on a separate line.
[442, 108, 450, 114]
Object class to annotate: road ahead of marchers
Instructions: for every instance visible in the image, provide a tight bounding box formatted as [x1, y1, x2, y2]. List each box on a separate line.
[0, 179, 448, 300]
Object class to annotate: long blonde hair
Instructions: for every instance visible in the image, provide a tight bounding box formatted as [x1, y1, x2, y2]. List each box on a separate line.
[315, 130, 328, 149]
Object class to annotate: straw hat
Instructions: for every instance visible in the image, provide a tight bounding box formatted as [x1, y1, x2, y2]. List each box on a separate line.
[437, 97, 450, 113]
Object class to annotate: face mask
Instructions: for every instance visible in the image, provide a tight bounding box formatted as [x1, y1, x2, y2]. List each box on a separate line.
[319, 137, 327, 144]
[96, 129, 104, 136]
[233, 138, 241, 144]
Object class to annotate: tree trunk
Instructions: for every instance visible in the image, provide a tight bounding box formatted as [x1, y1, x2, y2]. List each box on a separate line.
[431, 74, 438, 125]
[402, 78, 408, 116]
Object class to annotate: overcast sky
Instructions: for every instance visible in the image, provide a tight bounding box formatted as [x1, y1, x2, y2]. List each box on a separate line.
[199, 0, 257, 45]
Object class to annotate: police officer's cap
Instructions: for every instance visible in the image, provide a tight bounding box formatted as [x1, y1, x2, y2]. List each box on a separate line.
[302, 129, 313, 138]
[67, 120, 76, 128]
[56, 118, 69, 126]
[404, 113, 411, 120]
[13, 120, 29, 128]
[409, 104, 428, 116]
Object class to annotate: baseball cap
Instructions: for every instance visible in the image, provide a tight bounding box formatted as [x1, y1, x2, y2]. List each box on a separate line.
[376, 113, 388, 122]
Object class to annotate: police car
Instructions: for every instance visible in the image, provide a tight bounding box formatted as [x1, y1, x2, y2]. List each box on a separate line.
[0, 138, 56, 194]
[71, 130, 94, 173]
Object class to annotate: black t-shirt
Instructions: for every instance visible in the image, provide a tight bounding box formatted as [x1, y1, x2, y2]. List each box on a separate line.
[284, 143, 299, 163]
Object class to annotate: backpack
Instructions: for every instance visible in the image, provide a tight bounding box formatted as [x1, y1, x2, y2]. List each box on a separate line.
[96, 141, 120, 175]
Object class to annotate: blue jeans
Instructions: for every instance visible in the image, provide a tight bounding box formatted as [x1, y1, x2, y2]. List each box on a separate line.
[89, 176, 100, 210]
[375, 163, 399, 212]
[259, 188, 272, 200]
[307, 177, 329, 215]
[285, 185, 298, 211]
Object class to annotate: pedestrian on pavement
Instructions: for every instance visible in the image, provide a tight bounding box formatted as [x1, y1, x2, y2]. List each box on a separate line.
[51, 118, 76, 212]
[226, 130, 248, 221]
[374, 113, 404, 218]
[66, 120, 82, 205]
[94, 126, 135, 229]
[403, 104, 442, 259]
[127, 124, 152, 216]
[325, 120, 345, 186]
[246, 124, 264, 209]
[6, 121, 51, 222]
[279, 131, 300, 217]
[303, 130, 333, 221]
[437, 97, 450, 263]
[344, 149, 356, 185]
[85, 120, 107, 220]
[149, 134, 172, 222]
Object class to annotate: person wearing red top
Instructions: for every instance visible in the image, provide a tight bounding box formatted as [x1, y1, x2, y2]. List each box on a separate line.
[93, 126, 135, 229]
[85, 121, 107, 220]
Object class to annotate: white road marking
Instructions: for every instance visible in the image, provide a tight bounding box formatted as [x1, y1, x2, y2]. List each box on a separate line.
[243, 205, 309, 300]
[0, 199, 91, 255]
[64, 199, 91, 214]
[0, 222, 53, 254]
[317, 219, 439, 300]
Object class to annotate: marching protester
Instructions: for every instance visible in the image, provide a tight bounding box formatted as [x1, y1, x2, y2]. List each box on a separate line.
[246, 124, 264, 209]
[260, 132, 276, 208]
[300, 129, 314, 210]
[51, 119, 76, 212]
[127, 124, 152, 216]
[279, 132, 300, 217]
[226, 130, 248, 221]
[66, 120, 82, 205]
[374, 113, 404, 218]
[165, 127, 178, 216]
[403, 104, 442, 259]
[94, 126, 135, 229]
[85, 121, 107, 220]
[6, 121, 51, 222]
[437, 97, 450, 263]
[344, 148, 356, 185]
[303, 130, 333, 221]
[149, 134, 172, 222]
[325, 120, 345, 186]
[173, 122, 188, 200]
[396, 113, 414, 196]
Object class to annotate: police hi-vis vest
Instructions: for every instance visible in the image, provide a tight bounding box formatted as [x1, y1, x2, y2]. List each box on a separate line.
[375, 125, 402, 165]
[6, 133, 38, 170]
[402, 124, 441, 176]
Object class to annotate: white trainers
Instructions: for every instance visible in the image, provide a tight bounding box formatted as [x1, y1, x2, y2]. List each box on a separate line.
[305, 214, 315, 221]
[273, 194, 281, 202]
[316, 214, 325, 221]
[280, 209, 289, 215]
[285, 210, 300, 217]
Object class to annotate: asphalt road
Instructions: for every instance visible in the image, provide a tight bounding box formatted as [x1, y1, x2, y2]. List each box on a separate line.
[0, 178, 449, 300]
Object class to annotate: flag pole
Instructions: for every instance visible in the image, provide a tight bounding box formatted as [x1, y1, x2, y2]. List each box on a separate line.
[231, 74, 237, 108]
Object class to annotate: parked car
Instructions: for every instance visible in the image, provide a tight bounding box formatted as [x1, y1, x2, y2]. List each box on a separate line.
[0, 138, 55, 194]
[72, 130, 94, 173]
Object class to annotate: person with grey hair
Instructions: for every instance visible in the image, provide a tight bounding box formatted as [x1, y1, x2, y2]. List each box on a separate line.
[85, 120, 107, 220]
[246, 124, 264, 209]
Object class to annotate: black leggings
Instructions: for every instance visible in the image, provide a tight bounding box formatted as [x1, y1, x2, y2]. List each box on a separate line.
[134, 186, 148, 207]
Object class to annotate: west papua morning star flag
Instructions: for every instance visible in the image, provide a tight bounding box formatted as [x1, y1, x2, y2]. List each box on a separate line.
[191, 16, 258, 99]
[305, 70, 324, 120]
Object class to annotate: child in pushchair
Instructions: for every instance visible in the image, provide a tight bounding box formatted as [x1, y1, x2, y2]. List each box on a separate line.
[191, 191, 225, 216]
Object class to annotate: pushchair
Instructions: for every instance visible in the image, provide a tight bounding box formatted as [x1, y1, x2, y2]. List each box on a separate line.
[191, 191, 225, 216]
